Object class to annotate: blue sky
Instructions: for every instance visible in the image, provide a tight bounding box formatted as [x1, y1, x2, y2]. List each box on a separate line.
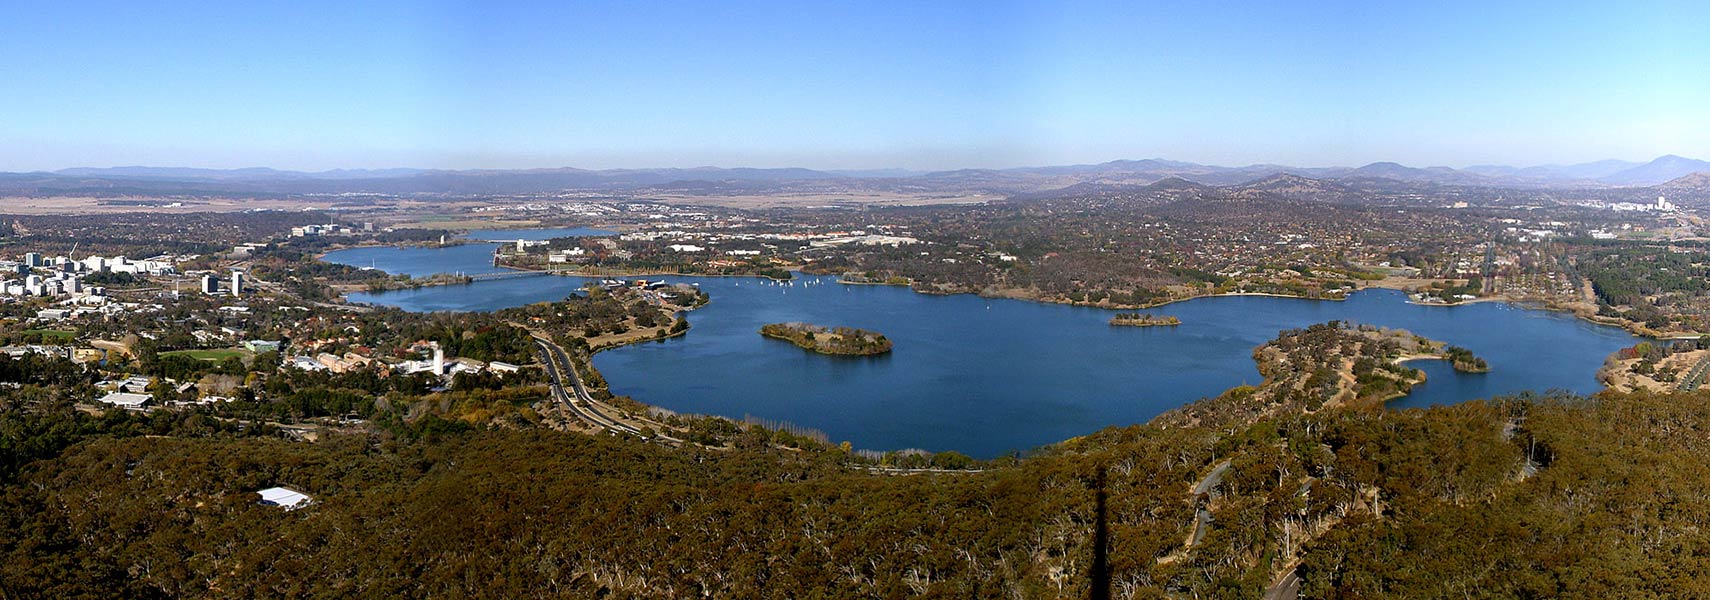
[2, 1, 1707, 171]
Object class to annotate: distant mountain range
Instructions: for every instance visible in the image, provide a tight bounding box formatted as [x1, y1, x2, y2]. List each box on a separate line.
[51, 166, 433, 181]
[1594, 155, 1710, 186]
[4, 155, 1708, 198]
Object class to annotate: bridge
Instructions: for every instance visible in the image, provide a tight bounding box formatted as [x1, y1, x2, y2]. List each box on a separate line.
[466, 267, 602, 282]
[465, 270, 549, 282]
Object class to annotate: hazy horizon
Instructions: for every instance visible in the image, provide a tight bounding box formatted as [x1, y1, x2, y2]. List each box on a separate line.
[5, 1, 1708, 172]
[21, 153, 1706, 176]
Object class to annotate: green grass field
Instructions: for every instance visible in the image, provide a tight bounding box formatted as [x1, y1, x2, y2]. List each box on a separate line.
[21, 329, 77, 341]
[160, 348, 250, 362]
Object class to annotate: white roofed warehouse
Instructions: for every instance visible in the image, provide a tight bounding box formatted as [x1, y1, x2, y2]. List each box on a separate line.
[255, 487, 313, 511]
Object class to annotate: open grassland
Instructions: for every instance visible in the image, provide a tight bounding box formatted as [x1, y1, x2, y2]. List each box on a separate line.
[159, 348, 250, 362]
[20, 329, 76, 341]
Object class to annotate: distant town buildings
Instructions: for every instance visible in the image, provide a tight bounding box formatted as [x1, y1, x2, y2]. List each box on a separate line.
[231, 243, 269, 258]
[1607, 196, 1676, 212]
[398, 342, 449, 375]
[283, 340, 507, 380]
[290, 222, 374, 238]
[807, 234, 920, 248]
[4, 270, 85, 298]
[80, 255, 176, 275]
[1, 345, 73, 360]
[194, 270, 247, 296]
[548, 248, 586, 263]
[0, 252, 188, 299]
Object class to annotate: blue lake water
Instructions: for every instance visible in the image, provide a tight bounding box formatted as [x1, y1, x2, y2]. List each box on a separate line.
[324, 231, 1639, 458]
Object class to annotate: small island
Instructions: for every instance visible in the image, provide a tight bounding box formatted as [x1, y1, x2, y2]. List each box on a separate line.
[1442, 345, 1491, 373]
[760, 322, 893, 356]
[1110, 312, 1181, 327]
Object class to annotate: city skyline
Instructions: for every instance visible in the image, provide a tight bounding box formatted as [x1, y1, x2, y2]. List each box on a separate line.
[4, 1, 1708, 171]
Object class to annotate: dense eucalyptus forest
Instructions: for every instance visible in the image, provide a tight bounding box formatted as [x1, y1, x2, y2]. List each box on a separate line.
[3, 386, 1708, 598]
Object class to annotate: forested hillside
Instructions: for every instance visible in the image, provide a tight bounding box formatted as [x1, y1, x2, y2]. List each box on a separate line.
[4, 387, 1709, 598]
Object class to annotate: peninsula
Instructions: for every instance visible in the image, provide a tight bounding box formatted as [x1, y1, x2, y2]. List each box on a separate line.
[1155, 321, 1489, 430]
[760, 322, 893, 356]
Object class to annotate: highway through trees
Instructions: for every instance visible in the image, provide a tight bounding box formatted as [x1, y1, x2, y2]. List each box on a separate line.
[532, 335, 675, 441]
[531, 335, 983, 471]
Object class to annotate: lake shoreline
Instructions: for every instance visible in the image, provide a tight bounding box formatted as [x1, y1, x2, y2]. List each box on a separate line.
[321, 235, 1642, 458]
[500, 265, 798, 283]
[329, 226, 1694, 343]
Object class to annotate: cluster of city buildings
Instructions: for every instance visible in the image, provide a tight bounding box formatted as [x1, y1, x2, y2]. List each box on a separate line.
[30, 253, 179, 276]
[0, 252, 188, 300]
[547, 247, 586, 262]
[230, 242, 270, 258]
[609, 225, 922, 259]
[286, 341, 518, 379]
[94, 375, 229, 411]
[618, 227, 919, 248]
[290, 222, 375, 237]
[0, 344, 105, 363]
[806, 234, 921, 248]
[199, 271, 246, 297]
[1605, 196, 1676, 213]
[1, 252, 186, 299]
[469, 197, 625, 217]
[2, 272, 86, 297]
[79, 254, 178, 275]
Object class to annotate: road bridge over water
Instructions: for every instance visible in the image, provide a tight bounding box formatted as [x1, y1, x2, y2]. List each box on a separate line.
[466, 270, 549, 282]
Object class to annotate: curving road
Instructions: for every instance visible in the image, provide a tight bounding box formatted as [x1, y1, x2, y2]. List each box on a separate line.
[1263, 569, 1301, 600]
[532, 336, 664, 440]
[1681, 356, 1710, 392]
[531, 335, 976, 469]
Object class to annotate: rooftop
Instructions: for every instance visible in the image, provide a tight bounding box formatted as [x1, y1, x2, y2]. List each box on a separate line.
[97, 391, 152, 410]
[256, 487, 312, 510]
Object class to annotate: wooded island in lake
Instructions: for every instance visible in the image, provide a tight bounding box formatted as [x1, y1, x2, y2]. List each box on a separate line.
[1110, 312, 1181, 327]
[760, 322, 893, 356]
[1443, 345, 1492, 373]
